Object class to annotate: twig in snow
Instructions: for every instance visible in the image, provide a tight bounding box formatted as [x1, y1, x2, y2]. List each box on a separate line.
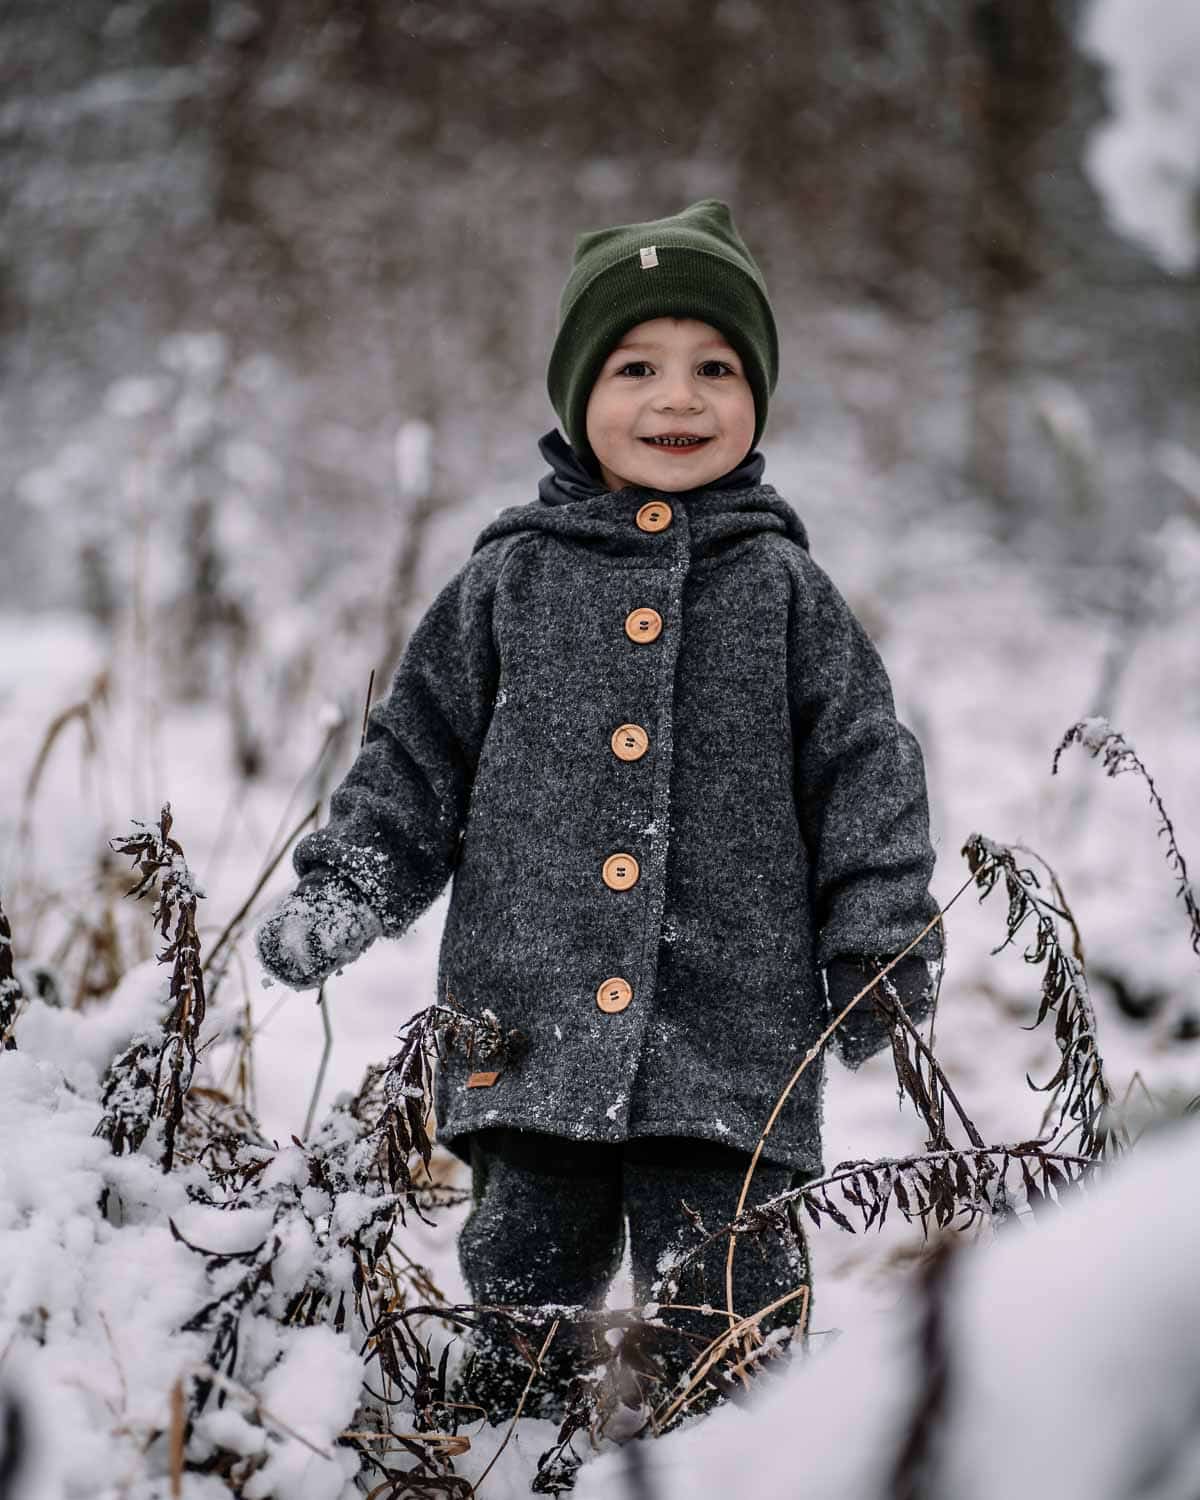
[647, 1286, 809, 1435]
[302, 979, 334, 1141]
[0, 893, 23, 1051]
[1053, 717, 1200, 959]
[963, 833, 1115, 1158]
[661, 1143, 1099, 1296]
[184, 1363, 335, 1461]
[201, 798, 321, 992]
[473, 1320, 560, 1496]
[168, 1378, 184, 1499]
[723, 877, 974, 1337]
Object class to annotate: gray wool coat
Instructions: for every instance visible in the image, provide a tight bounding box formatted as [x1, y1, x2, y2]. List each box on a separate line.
[292, 431, 942, 1174]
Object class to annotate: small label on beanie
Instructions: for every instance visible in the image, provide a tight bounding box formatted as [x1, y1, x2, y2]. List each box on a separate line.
[639, 245, 659, 269]
[467, 1070, 500, 1088]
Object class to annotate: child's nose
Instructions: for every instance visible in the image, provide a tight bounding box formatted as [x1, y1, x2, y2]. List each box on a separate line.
[655, 378, 703, 411]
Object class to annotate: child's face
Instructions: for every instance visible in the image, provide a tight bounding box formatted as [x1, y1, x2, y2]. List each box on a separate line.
[584, 317, 756, 493]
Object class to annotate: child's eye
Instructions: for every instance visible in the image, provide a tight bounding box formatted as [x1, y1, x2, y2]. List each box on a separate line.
[614, 360, 738, 379]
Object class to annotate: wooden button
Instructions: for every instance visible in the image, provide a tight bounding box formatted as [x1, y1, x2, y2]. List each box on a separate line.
[602, 852, 640, 890]
[624, 607, 663, 643]
[635, 501, 673, 533]
[597, 977, 633, 1013]
[611, 723, 649, 761]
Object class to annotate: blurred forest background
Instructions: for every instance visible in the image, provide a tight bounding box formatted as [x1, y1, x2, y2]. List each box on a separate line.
[4, 0, 1199, 620]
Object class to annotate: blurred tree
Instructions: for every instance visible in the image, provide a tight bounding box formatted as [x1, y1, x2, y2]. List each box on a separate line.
[962, 0, 1071, 518]
[0, 0, 1198, 625]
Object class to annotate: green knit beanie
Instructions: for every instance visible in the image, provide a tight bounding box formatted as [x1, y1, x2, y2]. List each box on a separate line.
[547, 198, 779, 462]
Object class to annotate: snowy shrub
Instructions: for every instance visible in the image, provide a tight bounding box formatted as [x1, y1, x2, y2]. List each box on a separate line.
[1, 715, 1197, 1497]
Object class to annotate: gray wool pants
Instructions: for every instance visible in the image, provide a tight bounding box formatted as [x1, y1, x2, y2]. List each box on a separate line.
[454, 1129, 812, 1424]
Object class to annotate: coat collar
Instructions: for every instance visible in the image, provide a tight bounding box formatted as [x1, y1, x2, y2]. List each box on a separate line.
[471, 429, 809, 562]
[534, 427, 767, 506]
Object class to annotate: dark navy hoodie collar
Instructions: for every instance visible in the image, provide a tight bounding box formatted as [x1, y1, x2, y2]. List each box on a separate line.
[536, 427, 766, 507]
[472, 429, 808, 560]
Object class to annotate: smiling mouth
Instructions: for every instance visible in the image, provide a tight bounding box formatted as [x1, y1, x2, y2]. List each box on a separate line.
[639, 436, 713, 450]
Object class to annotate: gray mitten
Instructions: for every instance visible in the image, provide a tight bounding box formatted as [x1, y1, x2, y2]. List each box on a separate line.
[826, 956, 937, 1070]
[254, 872, 383, 991]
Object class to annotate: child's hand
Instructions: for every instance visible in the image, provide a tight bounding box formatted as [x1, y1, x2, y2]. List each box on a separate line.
[254, 873, 383, 991]
[827, 956, 936, 1070]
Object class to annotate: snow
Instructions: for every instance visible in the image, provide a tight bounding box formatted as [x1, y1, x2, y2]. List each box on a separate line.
[315, 701, 345, 735]
[1082, 0, 1200, 273]
[575, 1120, 1200, 1500]
[394, 420, 434, 500]
[194, 1406, 269, 1460]
[239, 1329, 363, 1500]
[1, 415, 1198, 1494]
[172, 1202, 276, 1256]
[10, 959, 166, 1097]
[943, 1123, 1200, 1498]
[0, 1056, 213, 1499]
[1076, 712, 1114, 750]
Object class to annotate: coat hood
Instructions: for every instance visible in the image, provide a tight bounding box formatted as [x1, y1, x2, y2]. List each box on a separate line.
[470, 429, 810, 561]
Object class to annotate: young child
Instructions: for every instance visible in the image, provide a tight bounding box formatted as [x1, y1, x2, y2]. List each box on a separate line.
[256, 199, 942, 1425]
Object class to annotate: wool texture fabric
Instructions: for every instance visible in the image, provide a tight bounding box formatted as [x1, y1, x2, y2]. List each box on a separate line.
[547, 198, 778, 462]
[454, 1129, 810, 1423]
[288, 429, 942, 1174]
[255, 872, 382, 990]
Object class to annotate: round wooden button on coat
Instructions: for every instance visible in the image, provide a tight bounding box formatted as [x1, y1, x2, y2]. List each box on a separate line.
[624, 607, 663, 643]
[635, 501, 673, 533]
[611, 723, 649, 761]
[602, 852, 640, 890]
[597, 977, 633, 1013]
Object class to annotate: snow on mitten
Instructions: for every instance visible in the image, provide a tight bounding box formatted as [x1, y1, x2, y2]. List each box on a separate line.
[826, 955, 937, 1070]
[254, 872, 383, 991]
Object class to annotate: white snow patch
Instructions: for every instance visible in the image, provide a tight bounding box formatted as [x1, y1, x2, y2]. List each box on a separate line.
[1081, 0, 1200, 272]
[580, 1121, 1200, 1500]
[240, 1326, 363, 1500]
[12, 958, 167, 1092]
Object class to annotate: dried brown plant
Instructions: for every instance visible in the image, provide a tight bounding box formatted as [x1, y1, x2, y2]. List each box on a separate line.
[963, 832, 1115, 1159]
[1053, 717, 1200, 959]
[95, 804, 207, 1171]
[0, 891, 24, 1051]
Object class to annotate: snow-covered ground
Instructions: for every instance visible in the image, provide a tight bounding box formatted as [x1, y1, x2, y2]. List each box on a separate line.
[574, 1113, 1200, 1500]
[2, 424, 1198, 1497]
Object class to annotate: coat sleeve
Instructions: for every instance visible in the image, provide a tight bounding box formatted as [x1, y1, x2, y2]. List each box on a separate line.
[784, 546, 943, 974]
[290, 538, 511, 938]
